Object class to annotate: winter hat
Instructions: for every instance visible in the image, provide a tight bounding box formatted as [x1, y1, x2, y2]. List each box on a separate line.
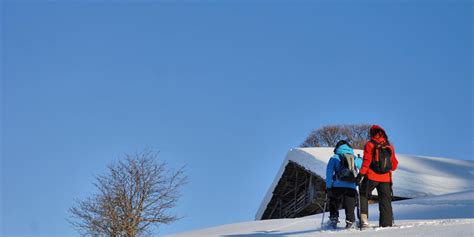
[334, 140, 352, 153]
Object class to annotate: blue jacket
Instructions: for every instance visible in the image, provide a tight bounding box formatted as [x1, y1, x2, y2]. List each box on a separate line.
[325, 144, 362, 190]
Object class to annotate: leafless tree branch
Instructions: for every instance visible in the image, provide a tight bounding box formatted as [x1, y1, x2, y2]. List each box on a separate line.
[69, 149, 188, 237]
[300, 124, 371, 149]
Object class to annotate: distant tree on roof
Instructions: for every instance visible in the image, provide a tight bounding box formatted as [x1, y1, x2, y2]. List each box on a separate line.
[69, 149, 187, 237]
[300, 124, 371, 149]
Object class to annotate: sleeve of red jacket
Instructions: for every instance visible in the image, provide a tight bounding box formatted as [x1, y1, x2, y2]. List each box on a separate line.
[360, 142, 373, 175]
[390, 145, 398, 171]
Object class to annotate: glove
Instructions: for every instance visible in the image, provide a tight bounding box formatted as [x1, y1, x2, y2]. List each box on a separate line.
[356, 174, 365, 185]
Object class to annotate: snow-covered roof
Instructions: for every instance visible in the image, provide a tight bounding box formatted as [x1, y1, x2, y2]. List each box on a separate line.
[255, 147, 474, 220]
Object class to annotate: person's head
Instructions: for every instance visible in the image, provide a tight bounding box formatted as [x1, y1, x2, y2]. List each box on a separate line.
[333, 140, 352, 153]
[369, 125, 389, 143]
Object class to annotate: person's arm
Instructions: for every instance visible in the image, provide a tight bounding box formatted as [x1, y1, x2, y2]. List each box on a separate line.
[390, 145, 398, 171]
[326, 157, 335, 189]
[359, 142, 374, 175]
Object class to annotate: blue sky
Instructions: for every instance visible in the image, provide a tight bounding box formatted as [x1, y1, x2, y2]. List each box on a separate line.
[1, 1, 472, 236]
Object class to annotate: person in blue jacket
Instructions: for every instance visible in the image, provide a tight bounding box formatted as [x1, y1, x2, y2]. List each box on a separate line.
[325, 140, 363, 229]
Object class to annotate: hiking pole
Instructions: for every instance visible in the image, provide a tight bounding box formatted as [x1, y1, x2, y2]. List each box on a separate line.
[356, 185, 362, 231]
[321, 193, 328, 229]
[356, 175, 365, 231]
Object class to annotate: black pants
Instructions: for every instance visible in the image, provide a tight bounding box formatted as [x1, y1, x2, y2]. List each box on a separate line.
[360, 179, 393, 227]
[328, 187, 357, 223]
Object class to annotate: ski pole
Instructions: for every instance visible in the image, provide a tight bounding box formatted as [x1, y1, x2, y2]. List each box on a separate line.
[356, 175, 365, 231]
[321, 193, 328, 229]
[357, 185, 362, 231]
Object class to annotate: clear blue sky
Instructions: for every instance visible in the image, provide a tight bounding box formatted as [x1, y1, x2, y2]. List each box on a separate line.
[1, 1, 472, 236]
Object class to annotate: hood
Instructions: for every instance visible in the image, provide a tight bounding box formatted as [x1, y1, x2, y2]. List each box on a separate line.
[370, 125, 388, 142]
[370, 125, 386, 135]
[335, 144, 354, 155]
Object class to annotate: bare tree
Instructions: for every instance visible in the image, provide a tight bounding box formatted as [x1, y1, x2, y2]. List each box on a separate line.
[69, 150, 187, 237]
[301, 124, 371, 149]
[344, 124, 372, 149]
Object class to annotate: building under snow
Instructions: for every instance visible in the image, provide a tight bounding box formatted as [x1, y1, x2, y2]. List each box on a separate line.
[256, 147, 473, 220]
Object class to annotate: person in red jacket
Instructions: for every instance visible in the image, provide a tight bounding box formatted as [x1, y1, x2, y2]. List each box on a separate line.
[356, 125, 398, 228]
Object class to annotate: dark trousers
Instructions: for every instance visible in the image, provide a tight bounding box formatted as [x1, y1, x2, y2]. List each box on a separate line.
[360, 179, 393, 227]
[328, 187, 357, 223]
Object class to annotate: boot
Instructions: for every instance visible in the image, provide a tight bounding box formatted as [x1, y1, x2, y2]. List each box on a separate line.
[329, 216, 338, 229]
[360, 213, 369, 228]
[345, 220, 354, 229]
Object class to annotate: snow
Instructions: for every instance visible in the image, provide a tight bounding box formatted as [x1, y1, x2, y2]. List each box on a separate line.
[170, 191, 474, 237]
[169, 148, 474, 237]
[171, 221, 474, 237]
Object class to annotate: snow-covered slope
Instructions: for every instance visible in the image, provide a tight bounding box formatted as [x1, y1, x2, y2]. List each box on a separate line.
[256, 147, 474, 220]
[170, 148, 474, 237]
[170, 190, 474, 237]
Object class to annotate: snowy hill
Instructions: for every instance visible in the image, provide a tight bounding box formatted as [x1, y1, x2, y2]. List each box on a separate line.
[170, 148, 474, 237]
[170, 190, 474, 236]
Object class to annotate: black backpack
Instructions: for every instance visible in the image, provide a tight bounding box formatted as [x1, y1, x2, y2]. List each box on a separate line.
[335, 153, 357, 182]
[370, 140, 393, 174]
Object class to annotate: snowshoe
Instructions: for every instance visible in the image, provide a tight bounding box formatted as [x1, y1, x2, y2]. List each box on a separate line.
[329, 217, 338, 229]
[345, 220, 354, 229]
[359, 221, 370, 229]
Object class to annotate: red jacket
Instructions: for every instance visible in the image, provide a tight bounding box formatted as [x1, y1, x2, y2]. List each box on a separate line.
[360, 126, 398, 183]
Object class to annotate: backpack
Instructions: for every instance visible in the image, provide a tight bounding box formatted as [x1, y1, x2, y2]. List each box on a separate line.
[370, 140, 393, 174]
[335, 153, 358, 182]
